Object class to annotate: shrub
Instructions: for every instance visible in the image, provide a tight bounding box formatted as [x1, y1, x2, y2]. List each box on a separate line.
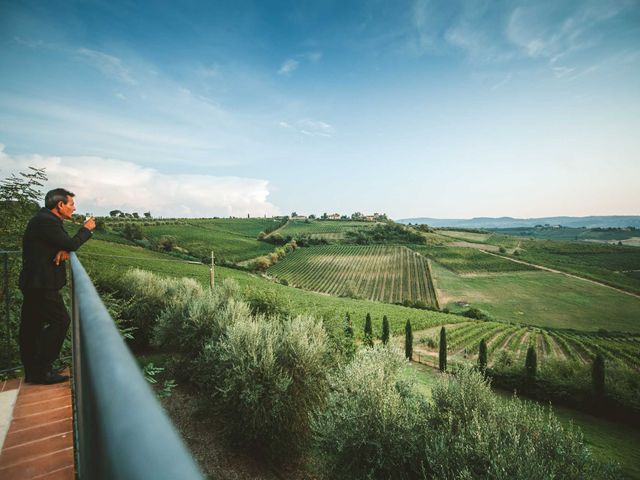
[154, 279, 245, 372]
[312, 347, 427, 480]
[198, 314, 329, 461]
[244, 287, 291, 317]
[422, 366, 618, 479]
[155, 235, 177, 251]
[116, 269, 203, 349]
[462, 307, 491, 320]
[252, 255, 271, 271]
[123, 222, 144, 240]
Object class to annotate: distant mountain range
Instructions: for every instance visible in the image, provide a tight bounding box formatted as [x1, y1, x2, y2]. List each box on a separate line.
[396, 216, 640, 229]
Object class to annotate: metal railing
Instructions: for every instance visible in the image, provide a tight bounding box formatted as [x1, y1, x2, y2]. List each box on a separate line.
[69, 252, 204, 479]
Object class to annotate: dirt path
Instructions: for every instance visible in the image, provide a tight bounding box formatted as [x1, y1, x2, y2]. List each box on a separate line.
[264, 219, 290, 239]
[480, 250, 640, 300]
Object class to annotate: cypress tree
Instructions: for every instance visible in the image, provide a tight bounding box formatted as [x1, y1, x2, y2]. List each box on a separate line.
[592, 353, 605, 398]
[439, 327, 447, 371]
[525, 345, 537, 382]
[478, 338, 487, 373]
[343, 313, 356, 360]
[364, 313, 373, 347]
[344, 312, 353, 338]
[405, 319, 413, 360]
[381, 315, 390, 345]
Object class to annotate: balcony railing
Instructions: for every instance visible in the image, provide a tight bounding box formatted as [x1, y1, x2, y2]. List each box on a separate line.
[69, 252, 204, 479]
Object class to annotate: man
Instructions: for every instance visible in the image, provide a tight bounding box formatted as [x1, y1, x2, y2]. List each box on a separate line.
[18, 188, 96, 384]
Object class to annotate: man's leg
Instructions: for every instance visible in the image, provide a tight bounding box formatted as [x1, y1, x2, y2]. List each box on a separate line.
[19, 289, 46, 381]
[39, 290, 71, 373]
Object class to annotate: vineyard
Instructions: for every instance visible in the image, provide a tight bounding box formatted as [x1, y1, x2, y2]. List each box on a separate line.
[268, 245, 438, 306]
[278, 220, 377, 239]
[411, 321, 640, 371]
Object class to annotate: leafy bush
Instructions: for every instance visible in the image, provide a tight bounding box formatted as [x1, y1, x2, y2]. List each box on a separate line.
[243, 286, 291, 317]
[116, 269, 203, 349]
[122, 222, 144, 240]
[154, 279, 246, 373]
[197, 313, 329, 461]
[312, 346, 427, 480]
[422, 366, 618, 479]
[313, 356, 618, 479]
[462, 306, 492, 320]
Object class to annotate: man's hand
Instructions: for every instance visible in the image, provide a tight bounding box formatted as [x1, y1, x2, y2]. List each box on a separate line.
[54, 250, 70, 266]
[84, 216, 96, 231]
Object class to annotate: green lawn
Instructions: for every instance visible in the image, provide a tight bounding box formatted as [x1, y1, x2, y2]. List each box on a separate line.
[431, 261, 640, 333]
[515, 239, 640, 294]
[437, 229, 492, 243]
[411, 245, 536, 274]
[140, 218, 277, 262]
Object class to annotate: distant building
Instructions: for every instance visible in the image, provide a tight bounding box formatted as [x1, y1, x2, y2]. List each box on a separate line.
[292, 215, 308, 220]
[328, 213, 341, 220]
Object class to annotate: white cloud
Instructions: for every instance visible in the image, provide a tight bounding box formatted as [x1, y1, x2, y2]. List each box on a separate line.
[282, 119, 335, 137]
[0, 145, 280, 217]
[278, 59, 299, 75]
[491, 72, 512, 90]
[506, 1, 629, 62]
[306, 51, 323, 62]
[75, 48, 137, 85]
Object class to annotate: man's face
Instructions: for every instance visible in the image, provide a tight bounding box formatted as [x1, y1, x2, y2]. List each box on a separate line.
[56, 196, 76, 220]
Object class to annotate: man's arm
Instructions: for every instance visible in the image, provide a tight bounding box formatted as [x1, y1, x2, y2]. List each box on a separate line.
[38, 216, 95, 252]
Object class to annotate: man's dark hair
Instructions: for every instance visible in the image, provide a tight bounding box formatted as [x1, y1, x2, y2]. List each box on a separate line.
[45, 188, 75, 209]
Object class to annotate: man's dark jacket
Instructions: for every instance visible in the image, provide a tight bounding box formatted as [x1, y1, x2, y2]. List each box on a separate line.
[19, 208, 92, 290]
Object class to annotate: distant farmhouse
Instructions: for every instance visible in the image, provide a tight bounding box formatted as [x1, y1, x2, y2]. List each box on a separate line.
[327, 213, 341, 220]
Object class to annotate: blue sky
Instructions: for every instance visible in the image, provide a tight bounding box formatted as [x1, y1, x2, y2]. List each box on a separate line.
[1, 0, 639, 218]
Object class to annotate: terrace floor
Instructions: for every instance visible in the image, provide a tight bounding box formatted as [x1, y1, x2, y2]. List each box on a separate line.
[0, 373, 74, 480]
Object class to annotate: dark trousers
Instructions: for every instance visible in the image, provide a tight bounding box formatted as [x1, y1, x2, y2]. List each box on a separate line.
[19, 289, 70, 377]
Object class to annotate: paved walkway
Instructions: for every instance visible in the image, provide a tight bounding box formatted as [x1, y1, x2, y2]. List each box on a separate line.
[0, 374, 74, 480]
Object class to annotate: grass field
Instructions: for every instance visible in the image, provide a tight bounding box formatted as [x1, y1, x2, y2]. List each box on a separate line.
[137, 218, 278, 262]
[411, 246, 536, 274]
[268, 245, 438, 306]
[514, 239, 640, 294]
[77, 239, 461, 337]
[492, 226, 640, 242]
[430, 261, 640, 333]
[437, 229, 493, 243]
